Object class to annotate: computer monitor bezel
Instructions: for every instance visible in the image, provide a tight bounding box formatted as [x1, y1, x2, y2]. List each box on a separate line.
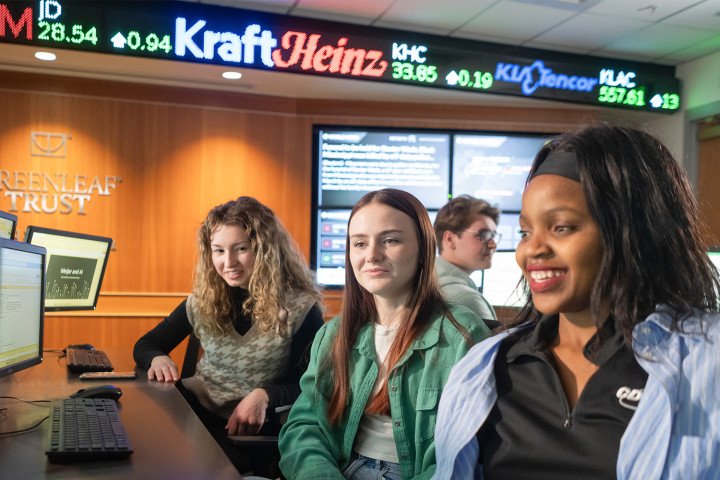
[23, 226, 112, 312]
[0, 210, 17, 240]
[0, 237, 46, 379]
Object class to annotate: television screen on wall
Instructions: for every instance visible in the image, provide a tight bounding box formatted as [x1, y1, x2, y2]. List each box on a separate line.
[312, 126, 550, 289]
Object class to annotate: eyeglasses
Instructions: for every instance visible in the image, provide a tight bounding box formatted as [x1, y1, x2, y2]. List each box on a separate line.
[464, 229, 502, 244]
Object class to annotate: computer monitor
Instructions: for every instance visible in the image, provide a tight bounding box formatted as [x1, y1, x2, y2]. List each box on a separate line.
[0, 210, 17, 240]
[311, 125, 552, 288]
[23, 226, 112, 311]
[0, 238, 45, 379]
[708, 248, 720, 273]
[480, 250, 526, 308]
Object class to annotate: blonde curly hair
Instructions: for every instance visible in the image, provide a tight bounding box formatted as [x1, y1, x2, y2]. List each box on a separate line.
[192, 197, 321, 337]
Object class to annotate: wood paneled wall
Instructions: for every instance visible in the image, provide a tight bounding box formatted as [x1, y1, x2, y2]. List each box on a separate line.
[698, 134, 720, 245]
[0, 71, 604, 364]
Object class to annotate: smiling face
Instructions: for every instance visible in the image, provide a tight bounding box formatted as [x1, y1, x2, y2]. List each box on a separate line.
[441, 214, 498, 273]
[516, 174, 603, 317]
[348, 202, 420, 303]
[210, 224, 255, 288]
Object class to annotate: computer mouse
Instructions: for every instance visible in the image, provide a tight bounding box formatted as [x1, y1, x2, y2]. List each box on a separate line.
[67, 343, 95, 350]
[70, 385, 122, 400]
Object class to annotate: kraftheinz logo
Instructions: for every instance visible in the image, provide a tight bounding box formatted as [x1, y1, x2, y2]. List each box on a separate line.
[495, 60, 598, 96]
[0, 3, 32, 40]
[616, 386, 643, 411]
[175, 18, 277, 67]
[272, 31, 387, 78]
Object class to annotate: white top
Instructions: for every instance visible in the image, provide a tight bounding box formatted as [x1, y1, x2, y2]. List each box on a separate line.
[353, 322, 400, 463]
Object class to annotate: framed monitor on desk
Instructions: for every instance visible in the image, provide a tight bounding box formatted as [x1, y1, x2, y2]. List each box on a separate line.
[0, 237, 45, 379]
[24, 226, 112, 311]
[0, 210, 17, 240]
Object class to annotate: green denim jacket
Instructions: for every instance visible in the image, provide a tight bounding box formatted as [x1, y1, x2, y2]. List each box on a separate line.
[278, 305, 490, 480]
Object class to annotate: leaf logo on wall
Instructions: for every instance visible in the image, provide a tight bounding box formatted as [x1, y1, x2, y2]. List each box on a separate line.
[30, 132, 71, 159]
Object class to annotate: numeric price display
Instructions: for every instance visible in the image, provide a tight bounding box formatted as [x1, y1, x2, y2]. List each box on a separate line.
[111, 31, 172, 53]
[598, 86, 646, 107]
[445, 69, 493, 90]
[38, 21, 97, 45]
[391, 62, 438, 83]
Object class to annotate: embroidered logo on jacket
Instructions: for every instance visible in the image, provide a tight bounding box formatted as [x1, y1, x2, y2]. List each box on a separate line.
[616, 386, 643, 410]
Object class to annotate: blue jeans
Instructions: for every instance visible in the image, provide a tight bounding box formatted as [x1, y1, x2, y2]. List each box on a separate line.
[342, 452, 402, 480]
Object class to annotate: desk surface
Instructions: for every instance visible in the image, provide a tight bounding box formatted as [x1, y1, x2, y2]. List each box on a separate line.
[0, 348, 242, 479]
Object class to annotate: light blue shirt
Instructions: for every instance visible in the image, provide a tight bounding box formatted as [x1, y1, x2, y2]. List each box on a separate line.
[433, 305, 720, 480]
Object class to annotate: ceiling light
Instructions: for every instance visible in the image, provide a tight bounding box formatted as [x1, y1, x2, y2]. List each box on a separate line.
[222, 71, 242, 80]
[34, 51, 56, 61]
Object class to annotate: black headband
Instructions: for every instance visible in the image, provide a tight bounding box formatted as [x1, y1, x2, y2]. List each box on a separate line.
[530, 151, 580, 183]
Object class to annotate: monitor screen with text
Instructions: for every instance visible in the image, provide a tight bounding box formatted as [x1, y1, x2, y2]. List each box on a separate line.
[312, 126, 550, 288]
[24, 227, 112, 311]
[0, 211, 17, 240]
[0, 238, 45, 379]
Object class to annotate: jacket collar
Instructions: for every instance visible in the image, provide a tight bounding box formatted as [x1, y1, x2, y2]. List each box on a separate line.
[353, 316, 444, 367]
[506, 314, 626, 367]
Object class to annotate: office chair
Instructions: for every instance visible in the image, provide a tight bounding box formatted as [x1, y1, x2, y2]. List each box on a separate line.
[180, 332, 202, 378]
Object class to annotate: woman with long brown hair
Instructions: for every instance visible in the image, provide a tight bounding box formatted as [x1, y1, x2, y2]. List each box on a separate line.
[279, 189, 490, 479]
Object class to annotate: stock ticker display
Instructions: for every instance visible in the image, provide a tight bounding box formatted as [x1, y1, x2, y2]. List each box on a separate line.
[1, 0, 681, 112]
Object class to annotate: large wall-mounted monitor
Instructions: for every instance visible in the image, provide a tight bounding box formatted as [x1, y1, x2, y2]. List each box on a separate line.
[0, 238, 45, 379]
[496, 212, 521, 251]
[24, 227, 112, 311]
[452, 134, 548, 212]
[0, 210, 17, 240]
[480, 250, 525, 308]
[708, 248, 720, 273]
[312, 125, 549, 289]
[318, 129, 451, 209]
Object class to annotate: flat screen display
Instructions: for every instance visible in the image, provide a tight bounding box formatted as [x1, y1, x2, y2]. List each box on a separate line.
[315, 209, 351, 287]
[0, 1, 681, 112]
[24, 227, 112, 311]
[318, 130, 451, 208]
[496, 212, 521, 251]
[452, 133, 547, 212]
[708, 249, 720, 273]
[0, 210, 17, 240]
[480, 250, 525, 308]
[0, 238, 45, 379]
[312, 126, 548, 288]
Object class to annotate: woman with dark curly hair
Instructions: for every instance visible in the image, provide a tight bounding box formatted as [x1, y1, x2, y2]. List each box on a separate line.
[434, 124, 720, 479]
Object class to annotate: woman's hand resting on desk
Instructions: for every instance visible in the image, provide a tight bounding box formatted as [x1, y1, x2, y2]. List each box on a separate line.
[226, 388, 269, 435]
[147, 355, 179, 382]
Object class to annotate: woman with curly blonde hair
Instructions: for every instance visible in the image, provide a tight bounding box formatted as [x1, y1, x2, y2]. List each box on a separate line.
[134, 197, 323, 472]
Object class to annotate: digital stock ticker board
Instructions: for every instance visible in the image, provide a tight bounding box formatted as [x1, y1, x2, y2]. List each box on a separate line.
[1, 0, 681, 113]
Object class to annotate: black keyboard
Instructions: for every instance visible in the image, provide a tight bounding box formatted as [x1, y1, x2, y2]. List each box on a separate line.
[46, 398, 133, 463]
[66, 348, 114, 373]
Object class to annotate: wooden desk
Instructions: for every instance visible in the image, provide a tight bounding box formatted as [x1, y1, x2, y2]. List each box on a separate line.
[0, 348, 242, 479]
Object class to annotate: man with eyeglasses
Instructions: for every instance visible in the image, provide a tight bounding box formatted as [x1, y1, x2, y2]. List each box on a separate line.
[433, 195, 500, 329]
